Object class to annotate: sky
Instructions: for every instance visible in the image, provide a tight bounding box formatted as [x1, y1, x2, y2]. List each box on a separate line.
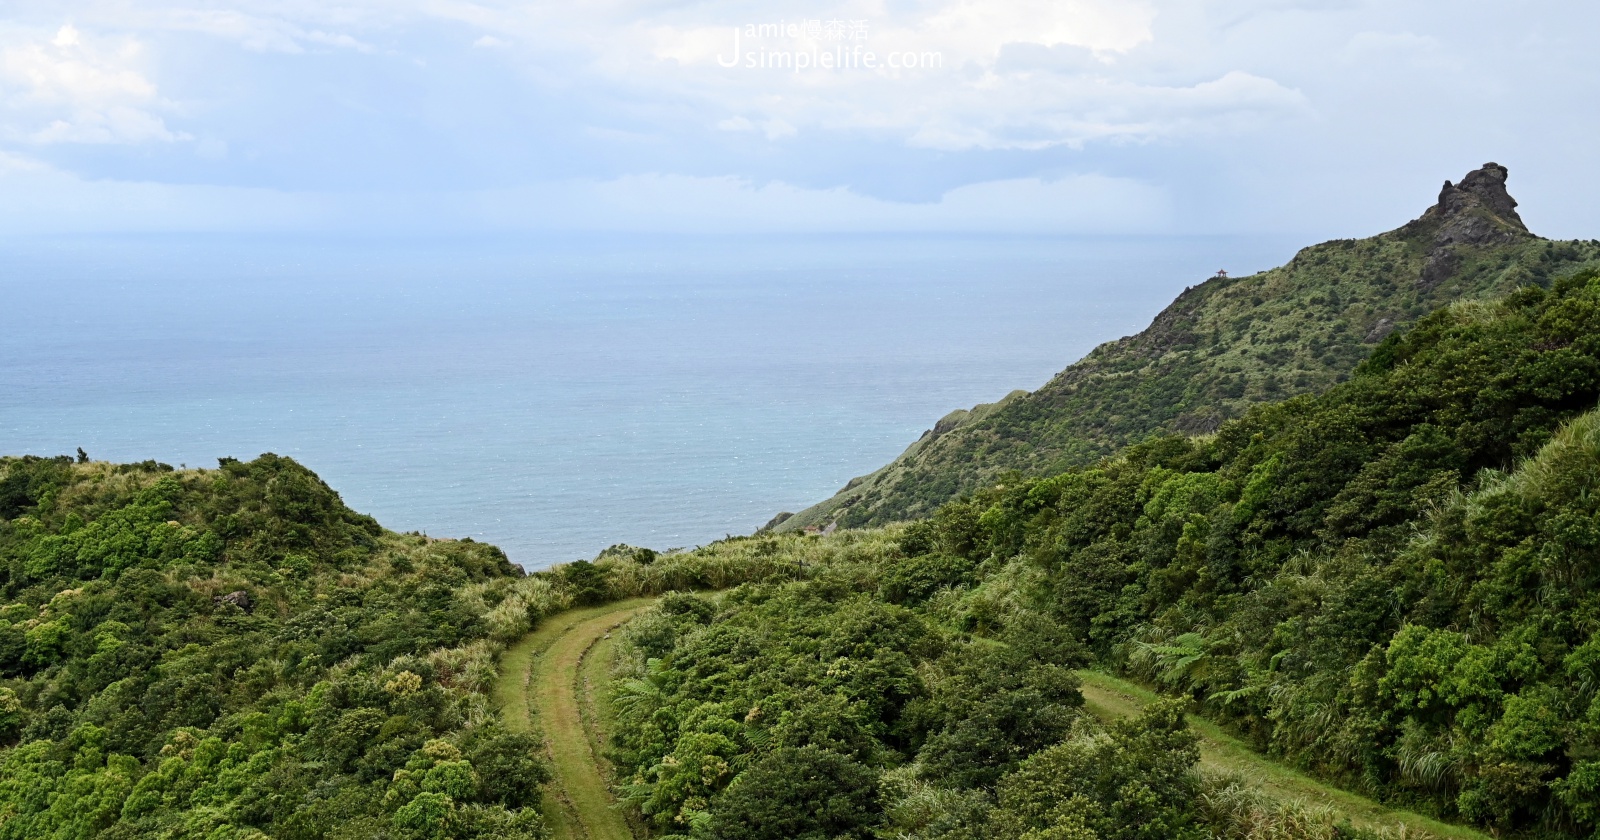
[2, 0, 1598, 238]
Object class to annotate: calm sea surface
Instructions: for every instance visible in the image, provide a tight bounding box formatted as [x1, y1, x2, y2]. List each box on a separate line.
[1, 234, 1300, 568]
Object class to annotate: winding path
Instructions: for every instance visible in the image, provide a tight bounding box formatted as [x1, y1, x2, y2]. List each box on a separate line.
[496, 599, 655, 840]
[497, 602, 1477, 840]
[1076, 671, 1490, 840]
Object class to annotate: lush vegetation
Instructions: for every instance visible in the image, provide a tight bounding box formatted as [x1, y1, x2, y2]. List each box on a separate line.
[10, 177, 1600, 840]
[0, 451, 848, 839]
[778, 172, 1600, 531]
[605, 551, 1403, 840]
[605, 554, 1176, 840]
[0, 453, 562, 839]
[998, 273, 1600, 837]
[610, 269, 1600, 838]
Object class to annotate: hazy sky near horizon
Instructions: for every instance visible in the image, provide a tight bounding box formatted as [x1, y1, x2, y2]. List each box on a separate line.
[2, 0, 1597, 238]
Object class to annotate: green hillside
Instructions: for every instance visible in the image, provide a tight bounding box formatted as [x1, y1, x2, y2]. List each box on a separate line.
[606, 267, 1600, 839]
[0, 454, 554, 839]
[0, 453, 831, 839]
[776, 164, 1600, 532]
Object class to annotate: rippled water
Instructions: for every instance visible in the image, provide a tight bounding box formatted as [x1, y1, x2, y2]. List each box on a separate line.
[1, 233, 1298, 568]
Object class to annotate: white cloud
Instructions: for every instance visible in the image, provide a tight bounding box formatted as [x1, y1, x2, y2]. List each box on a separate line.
[1, 0, 1598, 236]
[4, 27, 155, 104]
[917, 0, 1156, 59]
[511, 0, 1309, 152]
[0, 148, 46, 172]
[51, 24, 81, 48]
[0, 24, 186, 144]
[302, 30, 375, 53]
[125, 10, 306, 54]
[8, 8, 382, 55]
[762, 119, 796, 140]
[31, 106, 188, 144]
[898, 70, 1312, 151]
[713, 115, 794, 140]
[0, 2, 1312, 158]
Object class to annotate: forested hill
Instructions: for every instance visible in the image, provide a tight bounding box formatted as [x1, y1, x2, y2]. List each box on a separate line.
[0, 454, 556, 839]
[776, 163, 1600, 532]
[0, 451, 816, 839]
[611, 267, 1600, 840]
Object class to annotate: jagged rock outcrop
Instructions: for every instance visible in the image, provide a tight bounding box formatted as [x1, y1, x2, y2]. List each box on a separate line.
[214, 590, 253, 613]
[1401, 162, 1533, 289]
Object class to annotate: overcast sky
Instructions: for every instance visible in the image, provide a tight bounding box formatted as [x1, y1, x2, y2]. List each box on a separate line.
[2, 0, 1597, 238]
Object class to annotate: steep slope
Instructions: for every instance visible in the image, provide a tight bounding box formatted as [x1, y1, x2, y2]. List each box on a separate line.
[778, 163, 1600, 531]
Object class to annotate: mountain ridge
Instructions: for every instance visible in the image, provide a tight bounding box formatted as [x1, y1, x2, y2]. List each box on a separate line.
[774, 162, 1600, 532]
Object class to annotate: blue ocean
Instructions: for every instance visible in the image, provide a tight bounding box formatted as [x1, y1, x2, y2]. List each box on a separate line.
[1, 234, 1299, 568]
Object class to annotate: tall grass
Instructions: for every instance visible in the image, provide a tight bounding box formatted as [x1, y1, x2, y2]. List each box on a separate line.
[1200, 775, 1410, 840]
[596, 527, 904, 597]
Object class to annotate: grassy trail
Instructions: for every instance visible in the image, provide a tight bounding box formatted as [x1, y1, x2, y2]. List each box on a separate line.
[577, 619, 652, 839]
[496, 599, 655, 840]
[1075, 671, 1490, 840]
[498, 606, 1486, 840]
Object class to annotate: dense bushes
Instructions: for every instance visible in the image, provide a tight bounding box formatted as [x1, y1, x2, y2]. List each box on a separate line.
[0, 454, 547, 839]
[984, 701, 1205, 840]
[606, 539, 1119, 839]
[608, 571, 1299, 840]
[0, 449, 959, 838]
[914, 271, 1600, 835]
[608, 270, 1600, 839]
[704, 745, 879, 840]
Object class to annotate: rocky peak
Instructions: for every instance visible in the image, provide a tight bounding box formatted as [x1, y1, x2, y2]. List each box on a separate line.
[1442, 162, 1524, 226]
[1401, 162, 1531, 248]
[1397, 162, 1535, 289]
